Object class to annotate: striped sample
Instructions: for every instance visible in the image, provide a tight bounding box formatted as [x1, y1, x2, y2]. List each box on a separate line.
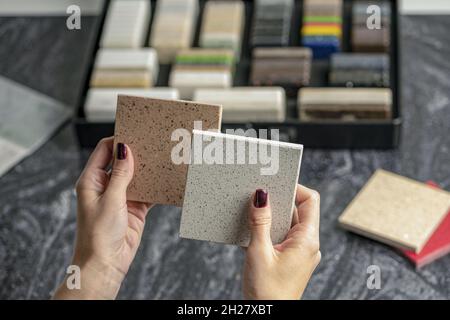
[302, 0, 343, 59]
[90, 48, 158, 88]
[169, 49, 234, 99]
[298, 88, 392, 120]
[100, 0, 151, 48]
[194, 87, 286, 122]
[329, 53, 390, 87]
[251, 0, 294, 47]
[199, 0, 245, 59]
[251, 47, 312, 88]
[352, 1, 391, 52]
[84, 88, 179, 122]
[149, 0, 198, 63]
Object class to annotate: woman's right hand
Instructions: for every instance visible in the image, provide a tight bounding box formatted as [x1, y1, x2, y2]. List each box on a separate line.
[243, 185, 321, 300]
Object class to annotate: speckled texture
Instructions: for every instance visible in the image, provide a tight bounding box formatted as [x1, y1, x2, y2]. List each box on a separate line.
[2, 15, 450, 300]
[339, 170, 450, 253]
[180, 130, 303, 246]
[114, 96, 222, 206]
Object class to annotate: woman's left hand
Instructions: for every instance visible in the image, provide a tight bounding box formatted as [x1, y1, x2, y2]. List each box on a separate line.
[53, 137, 152, 299]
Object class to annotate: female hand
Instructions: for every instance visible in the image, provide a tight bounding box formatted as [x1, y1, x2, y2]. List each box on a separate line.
[243, 185, 321, 300]
[53, 137, 152, 299]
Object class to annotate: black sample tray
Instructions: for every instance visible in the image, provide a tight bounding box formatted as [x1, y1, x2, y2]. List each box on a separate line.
[75, 0, 401, 149]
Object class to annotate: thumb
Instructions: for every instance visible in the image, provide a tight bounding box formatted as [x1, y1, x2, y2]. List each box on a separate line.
[106, 142, 134, 202]
[248, 189, 272, 249]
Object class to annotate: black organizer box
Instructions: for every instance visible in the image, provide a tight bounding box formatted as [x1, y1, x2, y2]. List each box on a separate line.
[75, 0, 401, 149]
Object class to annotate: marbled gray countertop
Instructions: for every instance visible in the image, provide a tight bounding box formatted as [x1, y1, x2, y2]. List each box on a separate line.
[0, 15, 449, 300]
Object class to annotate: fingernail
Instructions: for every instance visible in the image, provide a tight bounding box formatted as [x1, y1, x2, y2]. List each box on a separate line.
[117, 143, 127, 160]
[254, 189, 268, 208]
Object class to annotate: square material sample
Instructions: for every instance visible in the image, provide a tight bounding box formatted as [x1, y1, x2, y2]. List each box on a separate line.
[339, 170, 450, 253]
[180, 130, 303, 246]
[113, 96, 222, 205]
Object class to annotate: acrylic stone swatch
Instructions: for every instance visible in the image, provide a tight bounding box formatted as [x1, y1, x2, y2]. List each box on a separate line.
[84, 88, 179, 121]
[193, 87, 286, 122]
[302, 0, 343, 59]
[199, 0, 245, 58]
[180, 130, 303, 246]
[251, 0, 293, 47]
[113, 96, 222, 206]
[149, 0, 198, 63]
[298, 88, 392, 120]
[338, 170, 450, 253]
[90, 48, 159, 88]
[329, 53, 390, 87]
[352, 1, 391, 52]
[100, 0, 151, 48]
[169, 48, 234, 99]
[251, 47, 312, 88]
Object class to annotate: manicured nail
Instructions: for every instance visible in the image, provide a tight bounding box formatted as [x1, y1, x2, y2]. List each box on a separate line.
[117, 143, 127, 160]
[254, 189, 268, 208]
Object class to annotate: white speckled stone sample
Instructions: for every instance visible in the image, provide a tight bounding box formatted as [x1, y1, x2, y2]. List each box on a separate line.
[339, 170, 450, 253]
[100, 0, 151, 48]
[180, 130, 303, 246]
[84, 87, 179, 121]
[114, 96, 222, 206]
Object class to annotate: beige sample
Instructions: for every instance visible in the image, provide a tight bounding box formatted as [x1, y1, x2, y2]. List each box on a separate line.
[339, 170, 450, 253]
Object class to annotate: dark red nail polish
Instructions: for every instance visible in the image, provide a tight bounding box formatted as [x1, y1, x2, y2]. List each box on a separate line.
[254, 189, 268, 208]
[117, 143, 127, 160]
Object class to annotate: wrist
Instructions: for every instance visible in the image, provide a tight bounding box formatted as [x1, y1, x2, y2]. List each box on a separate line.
[54, 255, 125, 300]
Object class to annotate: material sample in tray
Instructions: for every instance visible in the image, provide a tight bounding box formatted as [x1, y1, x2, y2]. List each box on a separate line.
[298, 87, 392, 120]
[251, 0, 293, 47]
[180, 130, 303, 246]
[302, 0, 343, 59]
[352, 1, 391, 52]
[329, 53, 390, 87]
[84, 88, 179, 122]
[100, 0, 151, 48]
[149, 0, 198, 63]
[90, 48, 159, 88]
[194, 87, 286, 122]
[169, 48, 234, 99]
[251, 47, 312, 88]
[199, 0, 245, 59]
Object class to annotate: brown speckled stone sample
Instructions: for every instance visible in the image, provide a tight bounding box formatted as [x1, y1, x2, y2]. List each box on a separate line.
[180, 130, 303, 247]
[114, 95, 222, 206]
[339, 170, 450, 253]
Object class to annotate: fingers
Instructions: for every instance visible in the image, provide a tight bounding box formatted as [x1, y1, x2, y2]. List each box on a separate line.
[76, 137, 114, 198]
[248, 189, 273, 249]
[84, 137, 114, 173]
[104, 142, 134, 204]
[295, 184, 320, 230]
